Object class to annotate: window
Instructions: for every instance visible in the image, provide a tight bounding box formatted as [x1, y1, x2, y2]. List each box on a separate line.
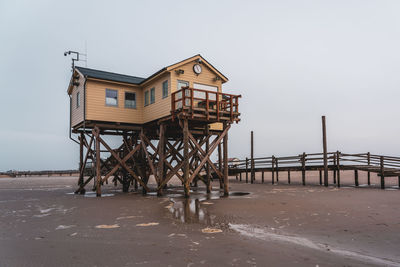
[144, 90, 149, 106]
[76, 92, 80, 108]
[162, 80, 168, 98]
[150, 87, 155, 104]
[106, 89, 118, 106]
[125, 92, 136, 109]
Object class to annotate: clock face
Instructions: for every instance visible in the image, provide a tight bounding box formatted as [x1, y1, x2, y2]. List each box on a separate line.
[193, 64, 202, 74]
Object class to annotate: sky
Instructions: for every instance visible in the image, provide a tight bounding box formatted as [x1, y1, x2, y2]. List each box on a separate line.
[1, 0, 400, 171]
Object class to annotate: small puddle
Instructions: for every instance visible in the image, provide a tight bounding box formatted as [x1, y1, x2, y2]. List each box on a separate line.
[165, 189, 250, 224]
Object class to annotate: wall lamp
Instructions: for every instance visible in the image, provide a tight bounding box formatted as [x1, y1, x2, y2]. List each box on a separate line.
[175, 69, 184, 75]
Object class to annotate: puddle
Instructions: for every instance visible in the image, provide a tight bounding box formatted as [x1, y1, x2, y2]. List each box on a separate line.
[66, 191, 115, 197]
[165, 189, 250, 224]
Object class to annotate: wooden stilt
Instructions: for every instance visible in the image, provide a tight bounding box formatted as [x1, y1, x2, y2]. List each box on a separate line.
[223, 122, 229, 196]
[183, 119, 190, 197]
[205, 125, 211, 193]
[262, 170, 264, 183]
[288, 170, 290, 184]
[95, 129, 102, 197]
[333, 154, 336, 184]
[79, 132, 84, 186]
[380, 156, 385, 189]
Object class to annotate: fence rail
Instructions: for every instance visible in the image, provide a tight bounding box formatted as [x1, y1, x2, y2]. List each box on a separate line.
[228, 152, 400, 189]
[0, 170, 79, 177]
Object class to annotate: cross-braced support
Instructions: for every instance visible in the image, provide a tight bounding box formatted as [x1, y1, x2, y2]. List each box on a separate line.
[74, 118, 232, 198]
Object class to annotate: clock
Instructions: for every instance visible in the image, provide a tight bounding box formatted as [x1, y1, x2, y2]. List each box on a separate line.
[193, 64, 202, 75]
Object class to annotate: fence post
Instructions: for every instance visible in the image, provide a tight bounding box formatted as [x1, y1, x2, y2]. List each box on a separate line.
[262, 170, 264, 183]
[319, 170, 322, 185]
[240, 171, 242, 181]
[336, 151, 341, 188]
[301, 153, 306, 186]
[288, 170, 291, 184]
[322, 116, 329, 187]
[354, 170, 359, 187]
[245, 157, 249, 183]
[380, 156, 385, 189]
[367, 152, 371, 186]
[251, 131, 255, 183]
[272, 156, 275, 185]
[276, 158, 279, 183]
[333, 154, 336, 184]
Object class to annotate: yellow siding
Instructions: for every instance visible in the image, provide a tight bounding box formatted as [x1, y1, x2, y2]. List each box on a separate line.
[170, 61, 223, 94]
[85, 80, 143, 124]
[142, 73, 171, 123]
[71, 72, 84, 127]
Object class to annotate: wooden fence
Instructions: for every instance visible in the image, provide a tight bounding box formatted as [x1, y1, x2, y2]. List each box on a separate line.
[228, 152, 400, 189]
[0, 170, 79, 178]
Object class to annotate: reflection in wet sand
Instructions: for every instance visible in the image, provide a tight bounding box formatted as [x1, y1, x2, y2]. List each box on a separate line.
[169, 198, 214, 224]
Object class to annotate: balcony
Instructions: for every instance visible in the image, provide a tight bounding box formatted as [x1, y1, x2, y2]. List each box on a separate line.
[171, 87, 241, 122]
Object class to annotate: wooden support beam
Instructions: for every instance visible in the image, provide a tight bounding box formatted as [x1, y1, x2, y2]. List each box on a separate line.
[223, 122, 229, 196]
[79, 133, 84, 186]
[157, 124, 166, 196]
[302, 153, 306, 186]
[367, 152, 371, 185]
[288, 170, 290, 184]
[183, 119, 190, 197]
[276, 158, 279, 183]
[246, 157, 249, 183]
[140, 133, 159, 184]
[95, 130, 102, 197]
[187, 124, 231, 185]
[336, 151, 341, 188]
[250, 131, 255, 183]
[271, 156, 275, 184]
[322, 116, 329, 187]
[319, 169, 322, 185]
[354, 170, 359, 187]
[218, 143, 223, 189]
[95, 132, 150, 192]
[333, 154, 337, 184]
[205, 125, 211, 193]
[380, 156, 385, 189]
[262, 170, 264, 183]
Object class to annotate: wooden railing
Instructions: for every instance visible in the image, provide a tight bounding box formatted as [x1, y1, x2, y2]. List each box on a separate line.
[171, 87, 241, 122]
[228, 152, 400, 189]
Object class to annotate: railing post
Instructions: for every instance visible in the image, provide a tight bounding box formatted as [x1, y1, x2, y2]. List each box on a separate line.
[336, 151, 341, 188]
[302, 153, 306, 186]
[380, 156, 385, 189]
[245, 157, 249, 183]
[230, 96, 233, 121]
[367, 152, 371, 185]
[272, 156, 275, 185]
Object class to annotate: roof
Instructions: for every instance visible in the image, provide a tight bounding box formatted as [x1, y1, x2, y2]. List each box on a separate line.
[76, 67, 145, 85]
[70, 55, 228, 93]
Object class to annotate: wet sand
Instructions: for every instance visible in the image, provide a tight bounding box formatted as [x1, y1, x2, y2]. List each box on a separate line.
[0, 173, 399, 266]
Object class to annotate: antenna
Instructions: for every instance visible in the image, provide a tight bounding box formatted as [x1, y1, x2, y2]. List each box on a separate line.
[64, 50, 87, 71]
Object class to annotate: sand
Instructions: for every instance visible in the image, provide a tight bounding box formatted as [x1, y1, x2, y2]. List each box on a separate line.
[0, 172, 399, 266]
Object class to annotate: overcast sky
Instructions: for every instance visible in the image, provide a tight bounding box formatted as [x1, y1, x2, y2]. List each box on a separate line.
[1, 0, 400, 171]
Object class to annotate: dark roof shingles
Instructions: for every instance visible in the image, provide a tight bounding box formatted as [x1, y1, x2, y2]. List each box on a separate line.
[76, 67, 145, 85]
